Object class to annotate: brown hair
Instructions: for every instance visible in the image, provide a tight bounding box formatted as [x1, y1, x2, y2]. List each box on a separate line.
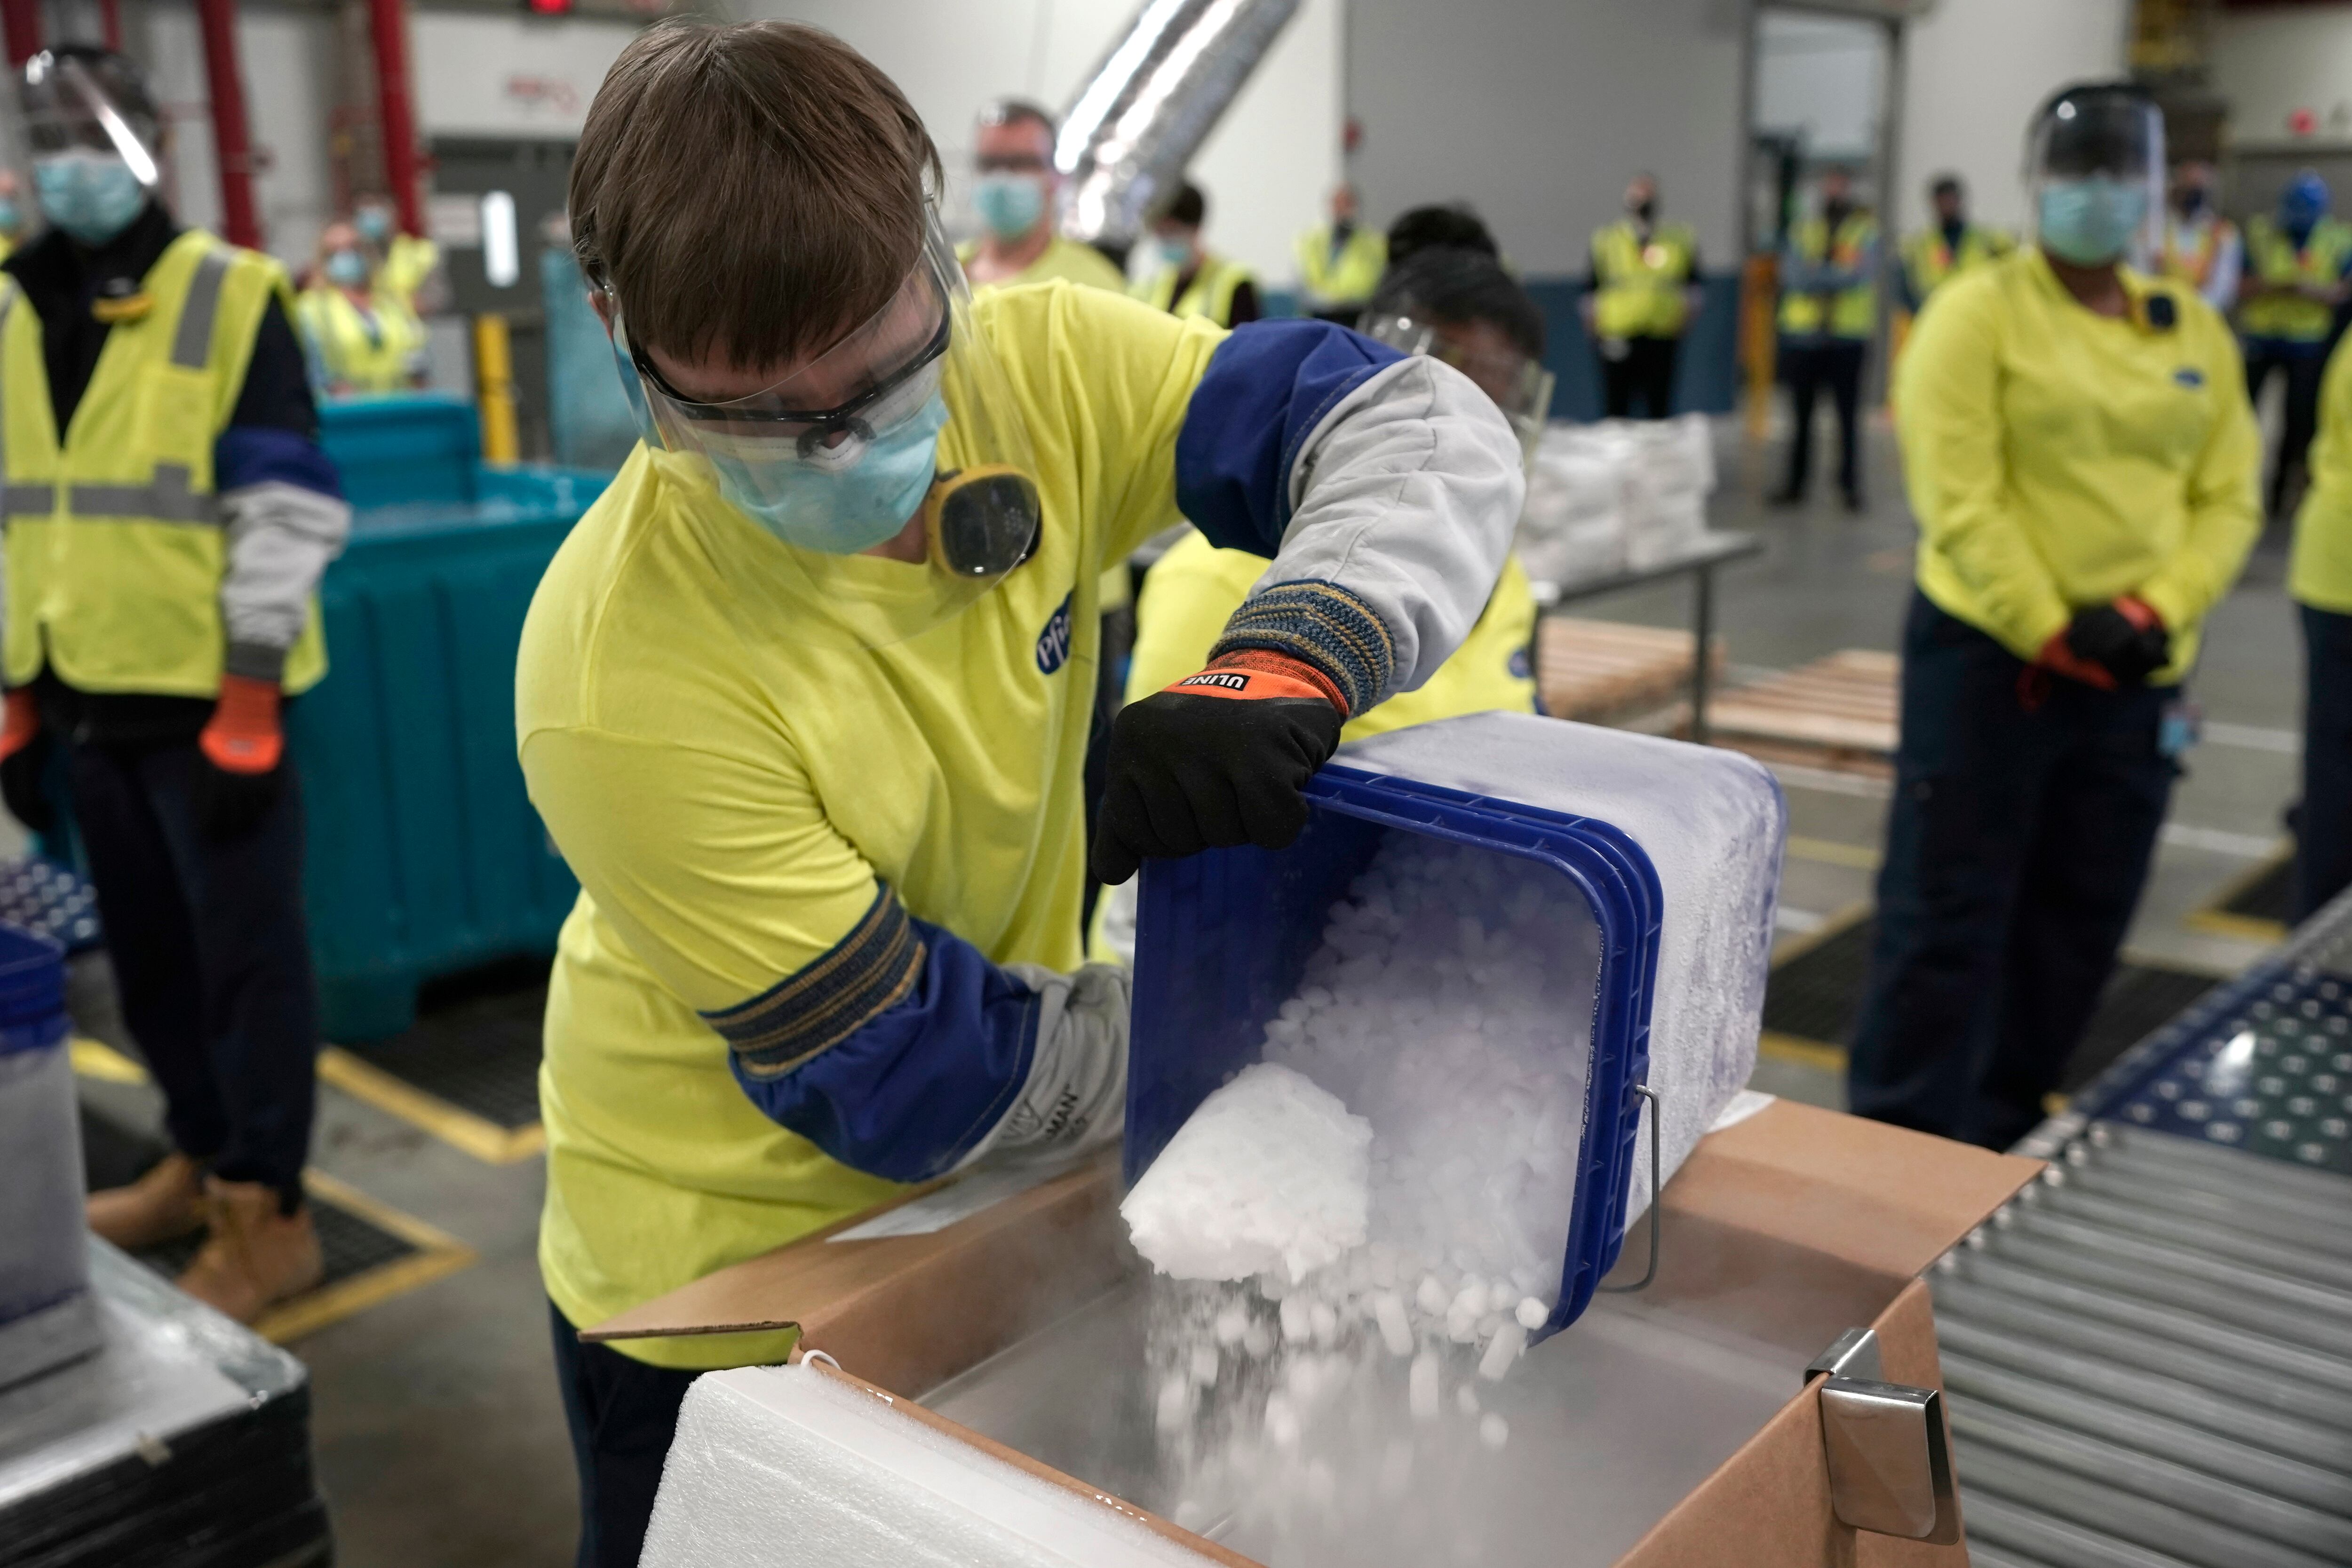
[570, 20, 942, 371]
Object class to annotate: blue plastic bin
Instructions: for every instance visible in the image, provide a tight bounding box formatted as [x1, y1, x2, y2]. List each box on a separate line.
[1128, 762, 1664, 1333]
[0, 923, 97, 1387]
[317, 394, 485, 510]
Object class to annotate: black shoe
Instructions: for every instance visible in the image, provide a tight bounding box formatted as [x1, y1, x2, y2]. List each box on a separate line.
[1767, 487, 1805, 509]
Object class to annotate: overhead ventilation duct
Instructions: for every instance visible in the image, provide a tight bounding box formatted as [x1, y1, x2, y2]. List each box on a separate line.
[1055, 0, 1300, 247]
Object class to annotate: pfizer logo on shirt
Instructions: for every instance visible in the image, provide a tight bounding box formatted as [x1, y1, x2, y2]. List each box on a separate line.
[1035, 592, 1073, 675]
[2174, 367, 2205, 390]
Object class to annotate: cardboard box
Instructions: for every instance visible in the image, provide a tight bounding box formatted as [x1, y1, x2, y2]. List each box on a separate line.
[588, 1101, 2038, 1565]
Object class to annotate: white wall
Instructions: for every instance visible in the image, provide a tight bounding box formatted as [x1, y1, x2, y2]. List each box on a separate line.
[411, 13, 640, 141]
[742, 0, 1341, 284]
[1755, 11, 1885, 165]
[1346, 0, 1747, 277]
[2212, 7, 2352, 149]
[1896, 0, 2130, 235]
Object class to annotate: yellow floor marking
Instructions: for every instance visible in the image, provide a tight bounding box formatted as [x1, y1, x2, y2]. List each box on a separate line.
[315, 1045, 546, 1165]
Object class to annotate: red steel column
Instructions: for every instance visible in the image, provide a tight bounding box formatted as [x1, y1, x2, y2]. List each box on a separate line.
[97, 0, 122, 51]
[0, 0, 40, 68]
[367, 0, 422, 235]
[196, 0, 262, 247]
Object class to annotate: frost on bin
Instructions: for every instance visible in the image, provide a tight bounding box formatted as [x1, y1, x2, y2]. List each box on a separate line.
[639, 1363, 1228, 1567]
[1340, 711, 1783, 1219]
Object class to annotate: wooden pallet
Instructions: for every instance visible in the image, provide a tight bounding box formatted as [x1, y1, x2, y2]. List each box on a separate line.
[1538, 617, 1719, 724]
[1705, 649, 1899, 777]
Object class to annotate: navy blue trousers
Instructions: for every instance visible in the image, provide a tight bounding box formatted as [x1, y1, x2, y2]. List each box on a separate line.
[2299, 603, 2352, 921]
[69, 738, 317, 1200]
[551, 1299, 699, 1568]
[1848, 595, 2174, 1149]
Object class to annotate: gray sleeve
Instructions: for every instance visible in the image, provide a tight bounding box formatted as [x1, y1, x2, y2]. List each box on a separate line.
[954, 962, 1130, 1172]
[217, 481, 353, 680]
[1215, 356, 1521, 705]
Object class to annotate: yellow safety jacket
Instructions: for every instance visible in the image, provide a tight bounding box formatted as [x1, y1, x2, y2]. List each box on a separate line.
[2162, 215, 2237, 293]
[1894, 249, 2259, 680]
[1590, 220, 1697, 339]
[1780, 213, 1879, 339]
[1295, 223, 1386, 308]
[2240, 215, 2352, 343]
[1131, 253, 1255, 326]
[2292, 329, 2352, 615]
[379, 234, 439, 309]
[955, 234, 1129, 294]
[3, 231, 326, 697]
[295, 283, 427, 396]
[1900, 224, 2010, 305]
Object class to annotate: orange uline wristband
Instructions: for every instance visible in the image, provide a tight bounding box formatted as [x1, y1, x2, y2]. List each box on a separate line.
[1168, 651, 1348, 715]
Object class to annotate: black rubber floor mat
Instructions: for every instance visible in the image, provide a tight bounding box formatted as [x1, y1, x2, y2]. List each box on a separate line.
[333, 958, 547, 1133]
[1764, 914, 2223, 1089]
[76, 1104, 472, 1342]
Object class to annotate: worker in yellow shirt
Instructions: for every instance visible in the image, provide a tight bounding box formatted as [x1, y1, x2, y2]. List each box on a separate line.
[2241, 170, 2352, 518]
[1773, 165, 1879, 511]
[1130, 181, 1260, 328]
[2289, 332, 2352, 919]
[1897, 173, 2010, 315]
[294, 218, 430, 396]
[957, 97, 1127, 294]
[1853, 84, 2259, 1151]
[1584, 173, 1701, 420]
[1295, 182, 1386, 323]
[2161, 160, 2240, 314]
[524, 22, 1522, 1564]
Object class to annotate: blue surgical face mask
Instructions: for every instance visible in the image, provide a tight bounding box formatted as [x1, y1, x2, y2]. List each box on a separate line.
[972, 174, 1046, 241]
[33, 150, 147, 247]
[0, 199, 19, 233]
[356, 207, 393, 245]
[713, 390, 951, 555]
[1156, 234, 1193, 269]
[2038, 177, 2147, 266]
[325, 249, 370, 287]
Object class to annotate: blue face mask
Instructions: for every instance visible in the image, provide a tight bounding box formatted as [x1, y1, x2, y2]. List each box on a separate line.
[713, 390, 951, 555]
[0, 199, 19, 233]
[324, 249, 370, 287]
[33, 151, 147, 247]
[356, 207, 393, 246]
[1156, 235, 1193, 270]
[2038, 177, 2147, 266]
[972, 174, 1046, 241]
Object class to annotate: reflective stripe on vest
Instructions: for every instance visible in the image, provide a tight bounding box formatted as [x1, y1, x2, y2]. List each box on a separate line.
[1, 230, 328, 697]
[1591, 221, 1696, 339]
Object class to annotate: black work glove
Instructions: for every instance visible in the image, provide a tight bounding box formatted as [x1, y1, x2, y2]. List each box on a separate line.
[0, 687, 54, 834]
[2063, 599, 2169, 687]
[1089, 653, 1345, 886]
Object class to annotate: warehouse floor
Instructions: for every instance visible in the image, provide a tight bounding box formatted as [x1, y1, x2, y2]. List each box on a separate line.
[50, 416, 2304, 1567]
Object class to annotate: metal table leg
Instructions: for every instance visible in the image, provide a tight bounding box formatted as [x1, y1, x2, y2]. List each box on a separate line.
[1690, 565, 1716, 745]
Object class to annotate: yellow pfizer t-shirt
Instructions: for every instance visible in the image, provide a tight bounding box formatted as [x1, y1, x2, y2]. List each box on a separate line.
[517, 283, 1224, 1366]
[1895, 249, 2259, 681]
[1128, 529, 1538, 739]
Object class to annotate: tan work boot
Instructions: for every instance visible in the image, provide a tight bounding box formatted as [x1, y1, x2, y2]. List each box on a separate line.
[175, 1178, 324, 1325]
[87, 1151, 208, 1249]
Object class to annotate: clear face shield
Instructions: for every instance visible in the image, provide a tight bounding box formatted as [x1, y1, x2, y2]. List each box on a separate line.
[2024, 86, 2164, 270]
[606, 212, 1043, 646]
[1359, 310, 1554, 467]
[21, 51, 161, 247]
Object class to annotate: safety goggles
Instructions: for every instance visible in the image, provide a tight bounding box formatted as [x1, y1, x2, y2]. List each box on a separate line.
[1361, 311, 1556, 459]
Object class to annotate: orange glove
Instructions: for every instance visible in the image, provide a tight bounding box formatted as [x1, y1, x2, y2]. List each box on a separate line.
[198, 674, 284, 775]
[0, 687, 39, 761]
[0, 687, 52, 833]
[2034, 630, 2117, 692]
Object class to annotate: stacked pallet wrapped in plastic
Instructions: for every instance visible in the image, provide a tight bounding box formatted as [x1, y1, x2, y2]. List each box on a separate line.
[1515, 415, 1716, 583]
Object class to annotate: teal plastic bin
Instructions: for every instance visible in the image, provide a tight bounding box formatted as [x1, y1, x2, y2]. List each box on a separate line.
[299, 397, 615, 1039]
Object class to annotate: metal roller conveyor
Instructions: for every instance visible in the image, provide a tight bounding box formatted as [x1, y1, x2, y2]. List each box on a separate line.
[1975, 1231, 2352, 1351]
[1961, 1488, 2208, 1568]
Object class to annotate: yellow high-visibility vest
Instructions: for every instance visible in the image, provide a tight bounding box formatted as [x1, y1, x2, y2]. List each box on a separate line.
[1779, 212, 1880, 339]
[1900, 223, 2010, 304]
[2241, 215, 2352, 343]
[1295, 223, 1386, 308]
[2162, 215, 2237, 291]
[1590, 220, 1698, 339]
[2, 230, 326, 696]
[296, 283, 427, 396]
[1130, 253, 1255, 326]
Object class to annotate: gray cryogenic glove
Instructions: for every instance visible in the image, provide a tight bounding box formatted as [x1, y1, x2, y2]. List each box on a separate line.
[954, 961, 1131, 1170]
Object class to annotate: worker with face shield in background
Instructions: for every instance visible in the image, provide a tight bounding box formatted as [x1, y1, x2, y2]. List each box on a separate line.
[2241, 170, 2352, 518]
[1849, 83, 2259, 1151]
[295, 217, 431, 396]
[520, 23, 1522, 1563]
[958, 97, 1128, 294]
[0, 48, 352, 1319]
[1089, 243, 1546, 965]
